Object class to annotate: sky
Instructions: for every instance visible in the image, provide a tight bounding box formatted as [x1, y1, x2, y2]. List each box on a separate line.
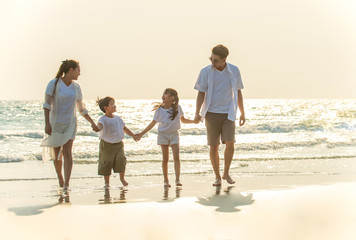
[0, 0, 355, 100]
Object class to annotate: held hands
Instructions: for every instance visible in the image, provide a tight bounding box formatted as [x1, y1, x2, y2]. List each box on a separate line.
[133, 133, 143, 142]
[194, 114, 202, 124]
[91, 124, 100, 132]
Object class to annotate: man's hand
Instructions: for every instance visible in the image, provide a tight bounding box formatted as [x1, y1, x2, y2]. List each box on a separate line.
[239, 114, 245, 126]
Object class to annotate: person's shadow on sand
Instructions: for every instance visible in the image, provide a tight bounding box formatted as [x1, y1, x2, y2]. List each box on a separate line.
[8, 191, 71, 216]
[197, 186, 254, 212]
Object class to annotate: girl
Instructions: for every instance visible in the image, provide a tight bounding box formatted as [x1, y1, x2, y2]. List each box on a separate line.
[137, 88, 198, 187]
[41, 60, 98, 194]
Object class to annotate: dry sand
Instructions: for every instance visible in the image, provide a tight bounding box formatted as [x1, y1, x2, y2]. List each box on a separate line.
[1, 173, 356, 240]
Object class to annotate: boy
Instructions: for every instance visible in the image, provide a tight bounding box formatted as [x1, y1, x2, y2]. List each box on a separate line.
[95, 97, 138, 188]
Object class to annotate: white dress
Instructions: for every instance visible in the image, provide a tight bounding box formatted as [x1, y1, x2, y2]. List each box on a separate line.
[40, 78, 88, 161]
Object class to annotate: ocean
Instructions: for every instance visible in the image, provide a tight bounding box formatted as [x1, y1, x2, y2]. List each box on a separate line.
[0, 99, 355, 184]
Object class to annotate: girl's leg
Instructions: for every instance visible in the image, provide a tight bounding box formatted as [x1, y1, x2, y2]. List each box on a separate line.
[62, 140, 74, 189]
[160, 145, 170, 187]
[171, 144, 182, 186]
[53, 147, 64, 187]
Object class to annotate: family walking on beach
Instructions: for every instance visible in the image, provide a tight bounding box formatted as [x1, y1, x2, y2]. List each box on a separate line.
[40, 44, 245, 194]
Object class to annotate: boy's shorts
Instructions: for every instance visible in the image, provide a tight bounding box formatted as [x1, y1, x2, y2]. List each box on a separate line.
[157, 131, 179, 146]
[205, 112, 235, 146]
[98, 140, 126, 176]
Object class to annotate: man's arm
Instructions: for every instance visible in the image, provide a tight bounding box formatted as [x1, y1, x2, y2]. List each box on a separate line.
[195, 91, 205, 122]
[237, 90, 245, 126]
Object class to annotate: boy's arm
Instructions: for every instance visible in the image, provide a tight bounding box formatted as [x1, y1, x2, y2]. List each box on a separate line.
[123, 126, 135, 137]
[180, 116, 197, 124]
[96, 123, 103, 132]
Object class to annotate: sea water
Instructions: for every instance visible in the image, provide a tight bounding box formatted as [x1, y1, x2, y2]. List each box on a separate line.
[0, 99, 355, 182]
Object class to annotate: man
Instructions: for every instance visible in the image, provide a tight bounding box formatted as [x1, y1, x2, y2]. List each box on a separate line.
[194, 44, 245, 186]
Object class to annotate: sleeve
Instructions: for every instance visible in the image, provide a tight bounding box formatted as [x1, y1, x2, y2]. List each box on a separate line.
[119, 117, 125, 127]
[43, 80, 55, 110]
[178, 105, 184, 117]
[153, 109, 160, 122]
[75, 84, 89, 116]
[194, 68, 208, 92]
[98, 116, 104, 125]
[236, 67, 244, 90]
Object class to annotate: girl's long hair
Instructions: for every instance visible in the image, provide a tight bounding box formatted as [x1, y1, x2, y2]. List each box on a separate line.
[153, 88, 179, 120]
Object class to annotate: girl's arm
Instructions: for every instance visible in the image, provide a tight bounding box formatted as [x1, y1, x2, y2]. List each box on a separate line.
[124, 126, 140, 142]
[139, 120, 157, 136]
[180, 116, 197, 124]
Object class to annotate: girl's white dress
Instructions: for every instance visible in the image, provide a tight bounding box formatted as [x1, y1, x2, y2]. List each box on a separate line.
[40, 78, 88, 161]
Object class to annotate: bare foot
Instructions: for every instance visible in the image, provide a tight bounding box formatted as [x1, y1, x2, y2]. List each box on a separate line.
[213, 178, 222, 186]
[222, 175, 235, 184]
[175, 180, 183, 186]
[120, 178, 128, 186]
[164, 181, 171, 188]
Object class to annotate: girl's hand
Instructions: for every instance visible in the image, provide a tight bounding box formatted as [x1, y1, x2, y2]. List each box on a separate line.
[45, 123, 52, 135]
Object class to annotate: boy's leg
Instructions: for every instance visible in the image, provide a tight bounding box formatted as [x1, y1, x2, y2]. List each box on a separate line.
[62, 140, 74, 189]
[53, 147, 64, 187]
[119, 171, 128, 186]
[104, 175, 110, 187]
[160, 145, 170, 187]
[170, 144, 182, 186]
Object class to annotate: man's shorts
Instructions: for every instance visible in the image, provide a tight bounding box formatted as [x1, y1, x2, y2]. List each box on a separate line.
[205, 112, 235, 146]
[157, 131, 179, 146]
[98, 140, 126, 176]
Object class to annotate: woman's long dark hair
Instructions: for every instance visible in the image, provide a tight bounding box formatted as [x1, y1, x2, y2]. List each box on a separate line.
[52, 59, 79, 95]
[153, 88, 179, 120]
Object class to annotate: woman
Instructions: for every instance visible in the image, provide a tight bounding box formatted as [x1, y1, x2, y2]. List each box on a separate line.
[41, 59, 98, 193]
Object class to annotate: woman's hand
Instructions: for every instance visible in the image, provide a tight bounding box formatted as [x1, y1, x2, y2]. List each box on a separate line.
[45, 123, 52, 135]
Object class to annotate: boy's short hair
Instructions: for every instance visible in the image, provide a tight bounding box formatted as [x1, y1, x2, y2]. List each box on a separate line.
[212, 44, 229, 59]
[96, 97, 115, 113]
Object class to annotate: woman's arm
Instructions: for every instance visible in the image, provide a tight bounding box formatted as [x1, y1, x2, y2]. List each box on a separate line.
[44, 108, 52, 135]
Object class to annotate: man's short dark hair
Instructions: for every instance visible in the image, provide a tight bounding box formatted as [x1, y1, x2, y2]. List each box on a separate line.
[212, 44, 229, 59]
[96, 96, 115, 113]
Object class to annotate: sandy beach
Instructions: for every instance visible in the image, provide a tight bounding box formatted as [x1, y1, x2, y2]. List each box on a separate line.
[1, 166, 356, 240]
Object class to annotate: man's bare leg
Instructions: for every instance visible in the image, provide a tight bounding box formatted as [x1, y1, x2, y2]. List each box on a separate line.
[210, 144, 221, 186]
[222, 141, 235, 184]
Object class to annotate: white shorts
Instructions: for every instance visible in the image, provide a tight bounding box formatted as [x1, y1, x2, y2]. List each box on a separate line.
[157, 131, 179, 146]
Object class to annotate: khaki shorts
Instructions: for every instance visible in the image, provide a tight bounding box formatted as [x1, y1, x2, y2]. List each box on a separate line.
[205, 112, 235, 146]
[157, 131, 179, 146]
[98, 140, 126, 176]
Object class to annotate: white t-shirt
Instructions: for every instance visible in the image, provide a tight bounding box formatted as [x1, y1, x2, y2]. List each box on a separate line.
[98, 115, 125, 143]
[153, 105, 184, 133]
[45, 79, 76, 123]
[208, 67, 233, 113]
